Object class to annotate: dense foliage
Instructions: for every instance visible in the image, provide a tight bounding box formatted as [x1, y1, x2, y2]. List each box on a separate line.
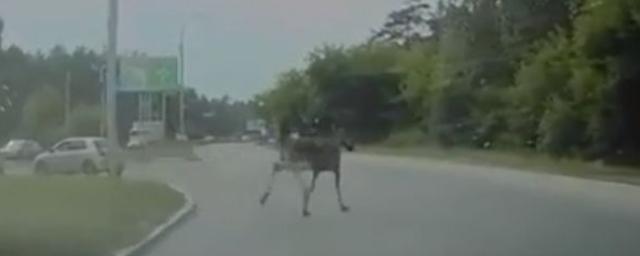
[183, 91, 256, 138]
[0, 43, 103, 144]
[0, 21, 254, 144]
[256, 0, 640, 162]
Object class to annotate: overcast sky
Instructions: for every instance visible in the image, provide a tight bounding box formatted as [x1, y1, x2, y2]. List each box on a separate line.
[0, 0, 402, 100]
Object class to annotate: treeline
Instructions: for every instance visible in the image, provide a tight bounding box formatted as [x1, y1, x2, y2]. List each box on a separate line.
[183, 91, 256, 138]
[255, 0, 640, 162]
[0, 17, 253, 145]
[0, 34, 104, 144]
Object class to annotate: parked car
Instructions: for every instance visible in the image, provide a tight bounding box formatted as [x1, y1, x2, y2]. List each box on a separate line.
[127, 121, 165, 149]
[127, 129, 152, 149]
[33, 137, 124, 176]
[0, 139, 43, 160]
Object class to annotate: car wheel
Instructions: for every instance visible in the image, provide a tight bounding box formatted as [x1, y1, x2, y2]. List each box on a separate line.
[106, 162, 124, 177]
[114, 166, 124, 177]
[82, 161, 97, 175]
[35, 161, 49, 176]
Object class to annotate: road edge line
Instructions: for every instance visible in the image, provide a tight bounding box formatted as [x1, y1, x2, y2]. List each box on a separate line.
[114, 183, 197, 256]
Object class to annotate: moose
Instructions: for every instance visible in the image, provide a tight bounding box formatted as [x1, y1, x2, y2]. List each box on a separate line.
[259, 116, 355, 217]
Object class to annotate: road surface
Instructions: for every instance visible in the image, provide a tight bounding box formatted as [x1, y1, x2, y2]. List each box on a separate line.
[129, 143, 640, 256]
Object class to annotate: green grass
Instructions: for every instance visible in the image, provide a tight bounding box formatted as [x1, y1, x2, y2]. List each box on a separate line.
[0, 177, 185, 256]
[362, 145, 640, 185]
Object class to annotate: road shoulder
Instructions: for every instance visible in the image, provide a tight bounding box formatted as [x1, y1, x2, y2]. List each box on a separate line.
[359, 146, 640, 186]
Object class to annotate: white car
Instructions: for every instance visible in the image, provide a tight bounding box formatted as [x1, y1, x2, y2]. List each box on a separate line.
[1, 139, 43, 159]
[127, 121, 166, 148]
[127, 129, 151, 149]
[33, 137, 124, 176]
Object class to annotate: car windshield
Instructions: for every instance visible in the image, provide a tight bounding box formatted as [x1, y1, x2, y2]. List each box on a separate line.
[3, 0, 640, 255]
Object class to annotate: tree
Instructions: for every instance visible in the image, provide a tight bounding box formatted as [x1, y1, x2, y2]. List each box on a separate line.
[572, 0, 640, 155]
[503, 0, 640, 158]
[0, 17, 4, 49]
[19, 85, 65, 144]
[0, 83, 11, 140]
[371, 0, 441, 46]
[256, 44, 408, 141]
[500, 0, 579, 59]
[505, 32, 574, 149]
[397, 42, 438, 122]
[254, 0, 640, 163]
[258, 69, 312, 127]
[427, 2, 487, 146]
[66, 104, 103, 137]
[0, 39, 102, 142]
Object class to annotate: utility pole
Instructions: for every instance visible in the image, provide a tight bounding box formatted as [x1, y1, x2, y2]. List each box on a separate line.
[106, 0, 120, 175]
[64, 72, 72, 128]
[178, 25, 186, 138]
[99, 64, 106, 137]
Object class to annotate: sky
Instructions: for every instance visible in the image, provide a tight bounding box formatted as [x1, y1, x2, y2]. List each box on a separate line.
[0, 0, 402, 100]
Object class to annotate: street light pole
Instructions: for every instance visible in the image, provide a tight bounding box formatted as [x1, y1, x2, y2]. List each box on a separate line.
[106, 0, 120, 175]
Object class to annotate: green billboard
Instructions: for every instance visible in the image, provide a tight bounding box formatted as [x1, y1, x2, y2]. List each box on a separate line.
[119, 57, 180, 92]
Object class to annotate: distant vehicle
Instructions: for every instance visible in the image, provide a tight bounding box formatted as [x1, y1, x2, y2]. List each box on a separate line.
[127, 121, 165, 149]
[127, 129, 152, 149]
[202, 135, 216, 143]
[0, 139, 43, 160]
[241, 130, 262, 142]
[176, 133, 189, 142]
[34, 137, 124, 176]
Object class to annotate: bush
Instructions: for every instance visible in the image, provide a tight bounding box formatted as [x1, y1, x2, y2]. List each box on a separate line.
[16, 87, 103, 146]
[537, 97, 587, 157]
[429, 83, 475, 147]
[18, 85, 65, 145]
[504, 32, 574, 149]
[382, 127, 428, 147]
[65, 105, 103, 137]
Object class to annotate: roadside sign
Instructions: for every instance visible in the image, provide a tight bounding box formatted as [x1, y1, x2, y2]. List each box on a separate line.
[118, 57, 180, 92]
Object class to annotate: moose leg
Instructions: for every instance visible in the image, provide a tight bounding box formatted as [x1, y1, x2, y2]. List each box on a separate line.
[334, 170, 350, 212]
[291, 170, 311, 217]
[260, 162, 281, 206]
[302, 171, 319, 217]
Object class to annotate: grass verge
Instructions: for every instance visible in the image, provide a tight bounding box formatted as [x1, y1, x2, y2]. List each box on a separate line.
[0, 176, 185, 256]
[362, 145, 640, 185]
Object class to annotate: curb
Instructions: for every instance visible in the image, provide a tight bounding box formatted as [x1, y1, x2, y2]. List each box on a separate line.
[114, 184, 197, 256]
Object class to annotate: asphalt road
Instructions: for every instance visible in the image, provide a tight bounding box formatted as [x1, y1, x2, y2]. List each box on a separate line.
[129, 143, 640, 256]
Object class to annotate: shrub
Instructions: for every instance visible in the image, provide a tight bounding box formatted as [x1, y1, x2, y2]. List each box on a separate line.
[18, 85, 65, 145]
[65, 104, 103, 137]
[537, 97, 587, 157]
[382, 126, 428, 147]
[429, 83, 475, 147]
